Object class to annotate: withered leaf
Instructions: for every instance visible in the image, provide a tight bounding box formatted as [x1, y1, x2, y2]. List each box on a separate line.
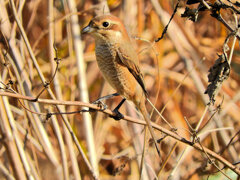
[204, 54, 230, 105]
[186, 0, 201, 5]
[181, 7, 199, 22]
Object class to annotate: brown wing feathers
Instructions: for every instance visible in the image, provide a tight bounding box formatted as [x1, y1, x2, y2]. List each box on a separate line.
[116, 48, 148, 96]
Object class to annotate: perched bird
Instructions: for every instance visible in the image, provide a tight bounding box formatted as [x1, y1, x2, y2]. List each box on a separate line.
[82, 15, 160, 155]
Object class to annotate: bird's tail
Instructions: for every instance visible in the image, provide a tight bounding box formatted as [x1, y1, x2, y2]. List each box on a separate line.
[136, 99, 161, 156]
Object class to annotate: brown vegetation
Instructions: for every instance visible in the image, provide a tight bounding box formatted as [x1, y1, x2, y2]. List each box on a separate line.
[0, 0, 239, 179]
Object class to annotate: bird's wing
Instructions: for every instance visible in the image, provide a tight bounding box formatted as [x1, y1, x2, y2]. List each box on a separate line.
[116, 43, 148, 96]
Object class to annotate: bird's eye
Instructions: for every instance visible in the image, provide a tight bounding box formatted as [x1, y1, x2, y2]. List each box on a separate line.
[102, 21, 109, 27]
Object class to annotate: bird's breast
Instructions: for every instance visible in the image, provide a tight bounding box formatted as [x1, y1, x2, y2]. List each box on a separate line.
[95, 42, 137, 99]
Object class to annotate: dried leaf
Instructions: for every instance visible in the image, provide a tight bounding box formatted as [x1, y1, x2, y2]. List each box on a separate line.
[204, 54, 230, 105]
[181, 7, 199, 22]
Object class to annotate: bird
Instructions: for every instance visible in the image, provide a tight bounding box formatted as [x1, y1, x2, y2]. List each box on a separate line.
[82, 14, 160, 155]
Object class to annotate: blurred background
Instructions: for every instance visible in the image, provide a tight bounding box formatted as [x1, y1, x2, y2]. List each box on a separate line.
[0, 0, 239, 179]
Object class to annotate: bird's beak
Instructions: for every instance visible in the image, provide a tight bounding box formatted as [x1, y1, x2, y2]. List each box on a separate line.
[81, 25, 94, 34]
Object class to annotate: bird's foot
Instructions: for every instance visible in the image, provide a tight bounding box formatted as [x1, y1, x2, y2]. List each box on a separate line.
[109, 109, 124, 121]
[89, 100, 108, 112]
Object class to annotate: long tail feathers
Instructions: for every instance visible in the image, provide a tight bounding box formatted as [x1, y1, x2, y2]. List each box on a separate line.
[137, 102, 161, 157]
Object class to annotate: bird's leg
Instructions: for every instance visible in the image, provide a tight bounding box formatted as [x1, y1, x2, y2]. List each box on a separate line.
[92, 93, 120, 111]
[110, 98, 126, 120]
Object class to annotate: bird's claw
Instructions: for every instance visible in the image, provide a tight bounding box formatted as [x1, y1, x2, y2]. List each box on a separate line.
[109, 109, 124, 121]
[92, 100, 108, 111]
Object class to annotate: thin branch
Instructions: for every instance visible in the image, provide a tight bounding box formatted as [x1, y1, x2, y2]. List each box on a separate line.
[0, 91, 239, 176]
[9, 1, 96, 177]
[155, 0, 180, 42]
[196, 138, 231, 179]
[219, 129, 240, 155]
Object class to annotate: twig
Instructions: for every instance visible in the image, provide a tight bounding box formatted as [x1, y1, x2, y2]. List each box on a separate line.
[155, 0, 180, 42]
[33, 45, 60, 101]
[212, 12, 240, 40]
[139, 127, 148, 180]
[0, 91, 239, 176]
[196, 138, 231, 180]
[201, 0, 211, 9]
[0, 164, 15, 180]
[48, 1, 70, 179]
[199, 102, 223, 132]
[158, 141, 178, 177]
[195, 105, 209, 131]
[228, 12, 239, 65]
[219, 129, 240, 155]
[9, 1, 96, 178]
[1, 91, 35, 180]
[66, 0, 99, 177]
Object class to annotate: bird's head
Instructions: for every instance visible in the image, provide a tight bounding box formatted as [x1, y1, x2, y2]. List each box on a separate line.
[81, 15, 130, 43]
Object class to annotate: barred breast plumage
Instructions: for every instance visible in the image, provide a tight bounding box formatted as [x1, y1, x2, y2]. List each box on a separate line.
[95, 40, 137, 100]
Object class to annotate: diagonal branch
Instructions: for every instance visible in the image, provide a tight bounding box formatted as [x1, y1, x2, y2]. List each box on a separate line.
[0, 91, 239, 176]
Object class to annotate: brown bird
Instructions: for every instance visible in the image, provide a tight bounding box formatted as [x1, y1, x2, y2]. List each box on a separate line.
[82, 15, 160, 155]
